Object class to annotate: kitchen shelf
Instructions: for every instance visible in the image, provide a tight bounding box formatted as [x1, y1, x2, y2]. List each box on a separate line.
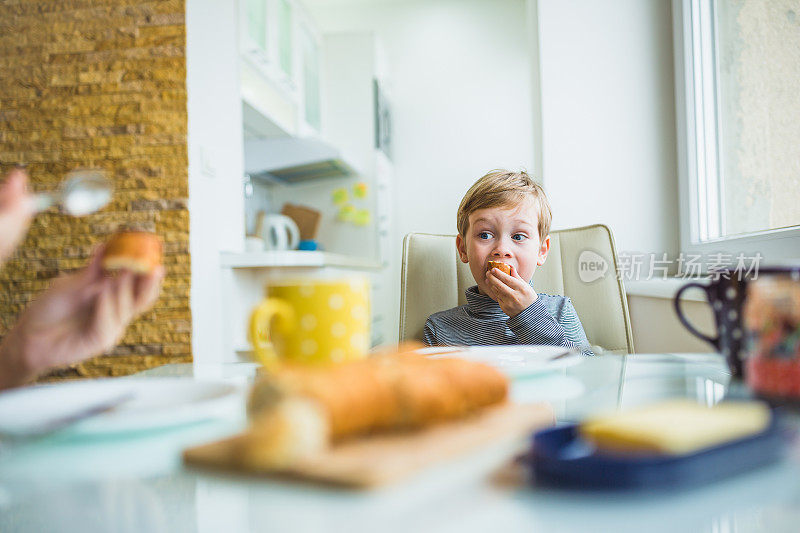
[220, 250, 381, 270]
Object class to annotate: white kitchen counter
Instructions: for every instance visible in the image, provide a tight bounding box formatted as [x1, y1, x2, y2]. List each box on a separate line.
[220, 250, 381, 270]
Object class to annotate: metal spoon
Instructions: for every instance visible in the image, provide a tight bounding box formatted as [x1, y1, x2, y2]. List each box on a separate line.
[33, 169, 113, 216]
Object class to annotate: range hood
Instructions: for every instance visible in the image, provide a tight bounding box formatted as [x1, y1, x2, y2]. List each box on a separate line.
[244, 138, 356, 184]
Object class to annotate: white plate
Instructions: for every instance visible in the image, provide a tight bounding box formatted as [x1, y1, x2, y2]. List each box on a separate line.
[0, 378, 241, 437]
[416, 345, 584, 379]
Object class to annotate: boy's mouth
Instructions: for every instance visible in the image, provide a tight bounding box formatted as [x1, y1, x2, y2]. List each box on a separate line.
[487, 261, 511, 275]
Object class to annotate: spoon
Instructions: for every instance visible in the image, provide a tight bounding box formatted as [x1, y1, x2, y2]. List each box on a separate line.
[33, 169, 113, 216]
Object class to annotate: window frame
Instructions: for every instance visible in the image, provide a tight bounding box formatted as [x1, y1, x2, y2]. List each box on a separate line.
[672, 0, 800, 264]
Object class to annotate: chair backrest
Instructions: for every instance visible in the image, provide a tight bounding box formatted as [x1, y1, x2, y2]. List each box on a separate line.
[399, 224, 634, 354]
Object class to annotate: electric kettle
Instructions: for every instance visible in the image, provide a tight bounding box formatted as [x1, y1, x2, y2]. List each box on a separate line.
[260, 214, 300, 251]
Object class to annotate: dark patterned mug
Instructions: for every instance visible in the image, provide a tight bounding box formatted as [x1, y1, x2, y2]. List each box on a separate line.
[674, 267, 800, 382]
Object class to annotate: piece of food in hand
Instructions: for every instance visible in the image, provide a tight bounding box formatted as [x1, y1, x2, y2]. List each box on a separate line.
[102, 231, 163, 274]
[579, 400, 770, 455]
[241, 351, 509, 467]
[487, 261, 512, 275]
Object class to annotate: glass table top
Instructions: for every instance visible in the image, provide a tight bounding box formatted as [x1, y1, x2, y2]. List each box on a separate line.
[1, 353, 796, 533]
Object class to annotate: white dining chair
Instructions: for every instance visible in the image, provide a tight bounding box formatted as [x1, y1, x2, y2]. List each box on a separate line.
[398, 224, 635, 354]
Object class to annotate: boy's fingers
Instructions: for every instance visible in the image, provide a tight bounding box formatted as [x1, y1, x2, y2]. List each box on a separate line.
[489, 268, 526, 291]
[486, 273, 514, 298]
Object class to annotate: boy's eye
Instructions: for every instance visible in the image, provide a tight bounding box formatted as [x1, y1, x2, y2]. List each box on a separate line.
[478, 231, 492, 240]
[512, 233, 528, 241]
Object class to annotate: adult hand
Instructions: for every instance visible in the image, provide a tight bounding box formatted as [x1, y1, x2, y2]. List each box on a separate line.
[0, 167, 35, 264]
[484, 266, 538, 318]
[0, 246, 165, 389]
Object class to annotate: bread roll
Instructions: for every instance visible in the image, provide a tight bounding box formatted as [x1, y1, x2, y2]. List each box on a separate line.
[240, 351, 509, 466]
[102, 231, 162, 274]
[487, 261, 511, 275]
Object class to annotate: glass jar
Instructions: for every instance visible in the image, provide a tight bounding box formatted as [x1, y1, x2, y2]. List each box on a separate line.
[744, 269, 800, 400]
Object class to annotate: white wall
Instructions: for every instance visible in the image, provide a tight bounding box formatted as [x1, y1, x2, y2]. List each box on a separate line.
[536, 0, 679, 257]
[308, 0, 535, 342]
[310, 0, 534, 236]
[186, 0, 246, 363]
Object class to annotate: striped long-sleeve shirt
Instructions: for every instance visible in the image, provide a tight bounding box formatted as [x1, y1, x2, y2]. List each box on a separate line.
[423, 285, 594, 355]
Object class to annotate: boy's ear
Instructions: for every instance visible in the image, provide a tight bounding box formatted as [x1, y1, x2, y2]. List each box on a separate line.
[455, 234, 469, 263]
[537, 235, 550, 266]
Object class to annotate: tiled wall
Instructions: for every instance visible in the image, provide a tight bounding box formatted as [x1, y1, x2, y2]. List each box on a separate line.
[0, 0, 192, 378]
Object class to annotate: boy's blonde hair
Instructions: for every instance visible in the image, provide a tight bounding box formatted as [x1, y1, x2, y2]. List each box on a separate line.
[457, 169, 552, 242]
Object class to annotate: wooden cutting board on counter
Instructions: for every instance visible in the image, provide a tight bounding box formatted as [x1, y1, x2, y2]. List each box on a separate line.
[183, 402, 554, 488]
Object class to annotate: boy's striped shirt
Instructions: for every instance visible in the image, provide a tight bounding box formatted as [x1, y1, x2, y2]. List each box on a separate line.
[423, 285, 594, 356]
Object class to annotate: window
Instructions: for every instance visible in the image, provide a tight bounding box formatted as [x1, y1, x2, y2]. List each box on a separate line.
[674, 0, 800, 261]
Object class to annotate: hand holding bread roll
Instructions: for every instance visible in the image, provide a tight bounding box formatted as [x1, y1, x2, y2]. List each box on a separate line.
[239, 350, 509, 467]
[0, 237, 164, 389]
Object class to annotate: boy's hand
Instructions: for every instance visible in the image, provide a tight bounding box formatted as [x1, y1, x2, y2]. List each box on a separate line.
[485, 266, 538, 317]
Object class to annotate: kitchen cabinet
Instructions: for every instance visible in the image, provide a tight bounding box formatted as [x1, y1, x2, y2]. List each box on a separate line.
[240, 0, 321, 139]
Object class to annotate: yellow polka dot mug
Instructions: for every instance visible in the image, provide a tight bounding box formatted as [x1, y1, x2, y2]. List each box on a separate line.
[248, 277, 370, 367]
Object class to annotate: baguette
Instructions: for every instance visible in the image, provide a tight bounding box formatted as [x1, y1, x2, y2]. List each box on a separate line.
[239, 351, 508, 467]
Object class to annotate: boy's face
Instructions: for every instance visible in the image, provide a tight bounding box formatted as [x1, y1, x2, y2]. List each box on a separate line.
[456, 201, 550, 296]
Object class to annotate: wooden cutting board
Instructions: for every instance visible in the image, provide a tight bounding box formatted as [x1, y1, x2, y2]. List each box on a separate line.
[183, 402, 553, 488]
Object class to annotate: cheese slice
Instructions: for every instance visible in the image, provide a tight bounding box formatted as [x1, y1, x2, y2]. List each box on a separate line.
[579, 400, 771, 455]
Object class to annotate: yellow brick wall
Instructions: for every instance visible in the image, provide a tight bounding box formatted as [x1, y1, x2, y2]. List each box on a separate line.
[0, 0, 191, 378]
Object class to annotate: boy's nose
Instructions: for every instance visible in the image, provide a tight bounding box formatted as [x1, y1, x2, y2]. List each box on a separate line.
[491, 243, 512, 257]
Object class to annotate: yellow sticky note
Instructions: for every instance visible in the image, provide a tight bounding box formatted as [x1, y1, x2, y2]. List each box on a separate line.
[353, 182, 368, 199]
[332, 188, 348, 205]
[337, 204, 355, 222]
[353, 208, 371, 226]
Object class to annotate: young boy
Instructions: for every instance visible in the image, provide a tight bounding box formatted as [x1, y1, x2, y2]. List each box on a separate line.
[423, 169, 593, 355]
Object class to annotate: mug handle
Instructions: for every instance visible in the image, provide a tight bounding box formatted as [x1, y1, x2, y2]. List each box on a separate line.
[673, 282, 720, 349]
[248, 298, 295, 368]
